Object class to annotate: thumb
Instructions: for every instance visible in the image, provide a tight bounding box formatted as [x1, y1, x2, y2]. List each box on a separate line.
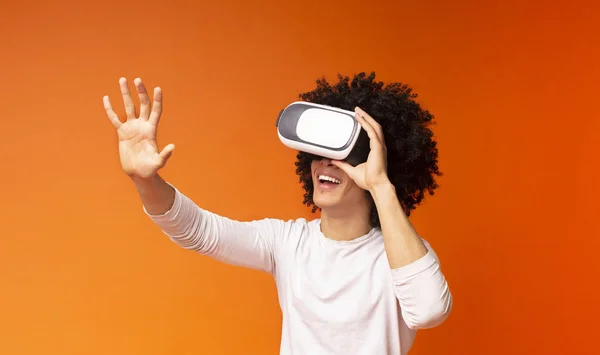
[158, 143, 175, 167]
[331, 160, 356, 179]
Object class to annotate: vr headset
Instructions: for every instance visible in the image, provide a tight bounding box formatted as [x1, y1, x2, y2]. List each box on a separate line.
[276, 101, 370, 166]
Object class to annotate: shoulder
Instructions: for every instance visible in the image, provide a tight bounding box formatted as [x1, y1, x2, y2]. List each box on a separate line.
[249, 218, 320, 258]
[247, 216, 319, 243]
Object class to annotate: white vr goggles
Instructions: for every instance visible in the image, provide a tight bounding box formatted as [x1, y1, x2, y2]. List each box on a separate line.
[276, 101, 370, 166]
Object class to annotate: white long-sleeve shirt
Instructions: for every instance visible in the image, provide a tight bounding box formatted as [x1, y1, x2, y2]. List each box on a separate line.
[146, 185, 452, 355]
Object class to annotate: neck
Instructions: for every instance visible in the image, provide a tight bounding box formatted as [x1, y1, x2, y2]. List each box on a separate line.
[319, 206, 373, 241]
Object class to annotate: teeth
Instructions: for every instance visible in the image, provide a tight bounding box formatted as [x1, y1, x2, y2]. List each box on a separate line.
[318, 175, 341, 184]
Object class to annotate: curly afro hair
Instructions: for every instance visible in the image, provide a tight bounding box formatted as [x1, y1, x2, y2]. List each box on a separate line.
[294, 72, 441, 227]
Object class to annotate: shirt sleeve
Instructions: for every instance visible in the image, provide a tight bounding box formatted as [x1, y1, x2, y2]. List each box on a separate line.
[144, 184, 285, 275]
[390, 239, 453, 330]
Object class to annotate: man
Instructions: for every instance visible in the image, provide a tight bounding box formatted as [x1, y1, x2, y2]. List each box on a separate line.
[103, 72, 452, 354]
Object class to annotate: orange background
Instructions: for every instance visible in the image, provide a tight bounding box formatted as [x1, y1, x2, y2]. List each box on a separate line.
[1, 0, 599, 354]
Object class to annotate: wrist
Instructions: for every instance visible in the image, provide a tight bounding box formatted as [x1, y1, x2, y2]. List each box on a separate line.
[369, 180, 395, 201]
[130, 174, 160, 190]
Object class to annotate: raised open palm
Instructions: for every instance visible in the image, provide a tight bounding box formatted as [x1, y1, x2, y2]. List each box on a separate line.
[103, 78, 174, 179]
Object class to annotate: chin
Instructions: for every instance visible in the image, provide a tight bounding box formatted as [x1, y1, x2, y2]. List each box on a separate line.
[313, 194, 342, 210]
[312, 183, 372, 213]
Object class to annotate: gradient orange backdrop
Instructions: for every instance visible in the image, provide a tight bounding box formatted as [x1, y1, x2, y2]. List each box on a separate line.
[1, 0, 599, 354]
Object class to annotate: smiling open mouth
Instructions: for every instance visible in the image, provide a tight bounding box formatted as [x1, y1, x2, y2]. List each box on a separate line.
[318, 174, 341, 186]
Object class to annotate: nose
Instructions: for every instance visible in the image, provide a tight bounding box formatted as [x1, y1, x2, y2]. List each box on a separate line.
[318, 158, 334, 166]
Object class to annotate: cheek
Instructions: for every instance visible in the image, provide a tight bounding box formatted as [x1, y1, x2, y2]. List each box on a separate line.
[343, 181, 367, 198]
[309, 162, 318, 182]
[310, 161, 318, 174]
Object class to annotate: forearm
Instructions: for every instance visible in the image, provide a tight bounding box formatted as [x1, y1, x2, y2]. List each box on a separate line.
[141, 183, 279, 274]
[371, 182, 452, 328]
[370, 181, 428, 269]
[131, 174, 176, 215]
